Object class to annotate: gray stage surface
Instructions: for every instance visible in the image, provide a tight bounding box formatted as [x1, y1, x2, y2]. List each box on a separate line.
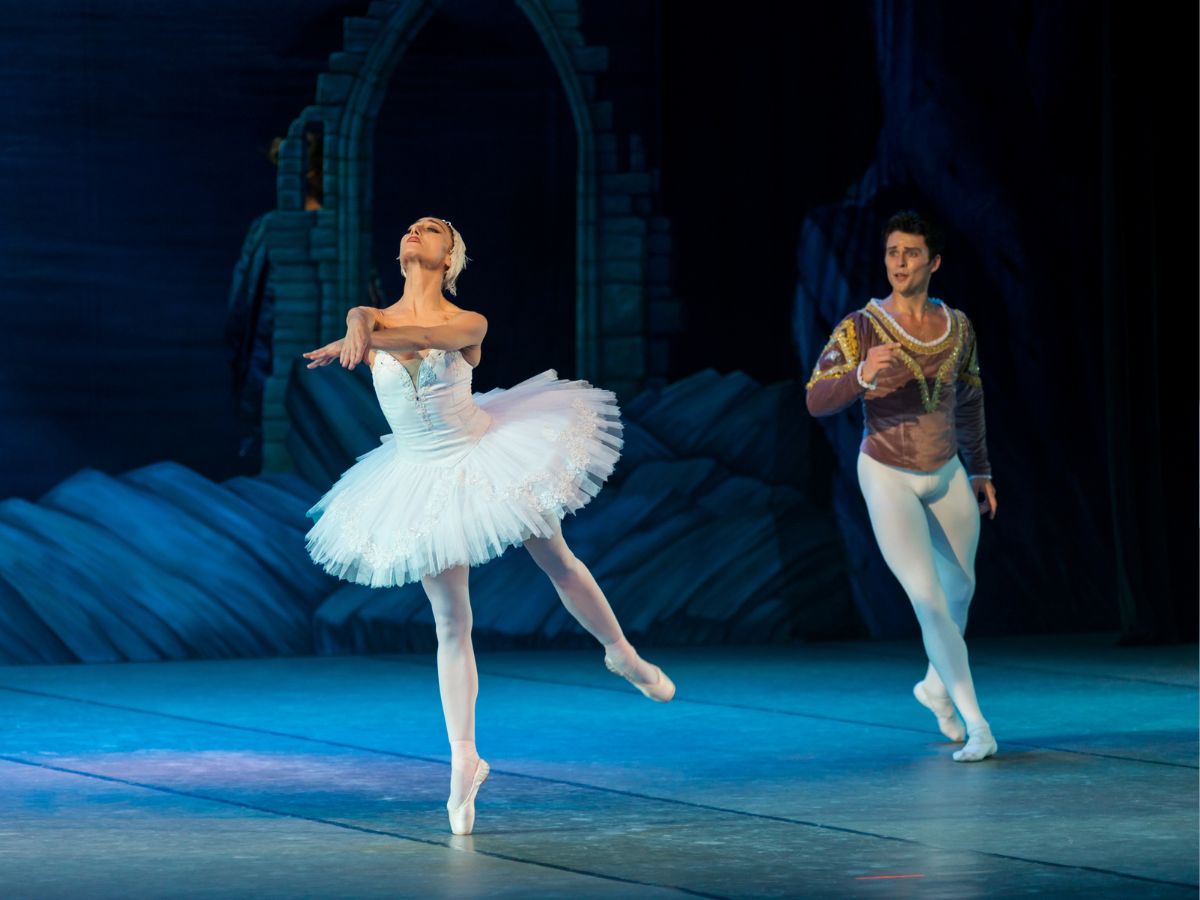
[0, 634, 1195, 898]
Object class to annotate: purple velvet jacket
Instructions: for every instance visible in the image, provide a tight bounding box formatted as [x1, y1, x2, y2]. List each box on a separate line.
[805, 299, 991, 477]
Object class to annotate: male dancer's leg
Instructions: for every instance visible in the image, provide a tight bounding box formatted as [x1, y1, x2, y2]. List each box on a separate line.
[923, 461, 995, 759]
[918, 462, 981, 708]
[857, 454, 988, 735]
[421, 565, 482, 804]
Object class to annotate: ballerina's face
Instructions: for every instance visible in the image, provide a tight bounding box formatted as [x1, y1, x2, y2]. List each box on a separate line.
[398, 217, 454, 275]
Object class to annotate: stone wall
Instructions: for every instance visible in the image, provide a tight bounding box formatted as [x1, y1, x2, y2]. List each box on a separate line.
[234, 0, 681, 473]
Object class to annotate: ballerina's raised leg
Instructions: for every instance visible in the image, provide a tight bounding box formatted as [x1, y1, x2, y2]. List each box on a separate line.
[421, 565, 490, 834]
[524, 519, 675, 702]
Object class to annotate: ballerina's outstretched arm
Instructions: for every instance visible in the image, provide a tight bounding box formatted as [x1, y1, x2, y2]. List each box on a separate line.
[302, 310, 488, 370]
[302, 306, 383, 369]
[365, 311, 487, 357]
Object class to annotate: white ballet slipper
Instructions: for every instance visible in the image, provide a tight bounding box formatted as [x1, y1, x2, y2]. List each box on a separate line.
[952, 726, 998, 762]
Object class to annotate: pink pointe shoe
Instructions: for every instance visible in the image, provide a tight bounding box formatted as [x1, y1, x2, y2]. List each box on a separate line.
[446, 758, 490, 835]
[604, 655, 676, 703]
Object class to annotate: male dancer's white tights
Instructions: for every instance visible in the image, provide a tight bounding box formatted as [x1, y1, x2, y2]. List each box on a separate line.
[421, 518, 651, 804]
[857, 452, 988, 733]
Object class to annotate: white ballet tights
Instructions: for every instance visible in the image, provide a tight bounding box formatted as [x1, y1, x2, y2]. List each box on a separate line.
[857, 453, 990, 737]
[421, 519, 652, 804]
[524, 520, 657, 684]
[420, 566, 482, 805]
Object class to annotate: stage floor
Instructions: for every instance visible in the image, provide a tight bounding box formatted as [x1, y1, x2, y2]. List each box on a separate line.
[0, 634, 1195, 898]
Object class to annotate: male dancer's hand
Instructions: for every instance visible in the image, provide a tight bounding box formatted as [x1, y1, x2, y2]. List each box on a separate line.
[971, 477, 997, 520]
[861, 342, 902, 383]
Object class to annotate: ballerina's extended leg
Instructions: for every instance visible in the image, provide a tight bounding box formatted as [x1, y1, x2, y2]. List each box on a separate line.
[524, 521, 675, 702]
[422, 566, 490, 833]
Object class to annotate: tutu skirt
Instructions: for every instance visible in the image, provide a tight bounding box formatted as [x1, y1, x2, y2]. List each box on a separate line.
[305, 372, 623, 587]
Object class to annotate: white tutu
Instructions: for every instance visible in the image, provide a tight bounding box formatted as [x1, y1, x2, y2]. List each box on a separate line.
[305, 355, 622, 587]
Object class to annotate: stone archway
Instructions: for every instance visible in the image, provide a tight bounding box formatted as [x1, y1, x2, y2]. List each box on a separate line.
[246, 0, 678, 471]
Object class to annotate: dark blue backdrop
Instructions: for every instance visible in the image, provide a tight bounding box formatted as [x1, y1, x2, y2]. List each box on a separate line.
[0, 1, 359, 499]
[0, 1, 1193, 642]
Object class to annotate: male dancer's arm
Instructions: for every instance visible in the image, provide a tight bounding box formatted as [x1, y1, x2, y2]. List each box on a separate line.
[805, 314, 899, 416]
[805, 316, 868, 416]
[955, 315, 997, 517]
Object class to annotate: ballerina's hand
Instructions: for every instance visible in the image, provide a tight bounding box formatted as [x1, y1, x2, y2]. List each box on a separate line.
[303, 340, 344, 368]
[340, 317, 373, 369]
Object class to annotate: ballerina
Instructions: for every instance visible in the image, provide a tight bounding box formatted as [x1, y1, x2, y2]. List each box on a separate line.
[302, 216, 674, 834]
[805, 210, 999, 763]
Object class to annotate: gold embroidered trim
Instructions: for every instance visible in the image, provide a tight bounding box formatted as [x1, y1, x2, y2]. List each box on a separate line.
[865, 300, 958, 355]
[958, 319, 982, 387]
[806, 318, 860, 390]
[863, 309, 966, 413]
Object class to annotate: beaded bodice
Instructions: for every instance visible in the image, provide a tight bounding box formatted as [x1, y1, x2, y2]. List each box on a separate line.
[860, 298, 965, 414]
[371, 349, 491, 464]
[805, 298, 990, 476]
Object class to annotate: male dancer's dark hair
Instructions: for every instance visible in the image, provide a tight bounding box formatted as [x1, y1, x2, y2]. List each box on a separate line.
[882, 210, 945, 259]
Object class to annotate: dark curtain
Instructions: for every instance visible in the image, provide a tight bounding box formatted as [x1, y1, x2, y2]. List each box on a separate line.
[782, 1, 1196, 641]
[1100, 3, 1197, 643]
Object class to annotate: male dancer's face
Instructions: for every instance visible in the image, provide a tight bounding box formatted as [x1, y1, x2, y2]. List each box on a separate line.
[884, 231, 941, 298]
